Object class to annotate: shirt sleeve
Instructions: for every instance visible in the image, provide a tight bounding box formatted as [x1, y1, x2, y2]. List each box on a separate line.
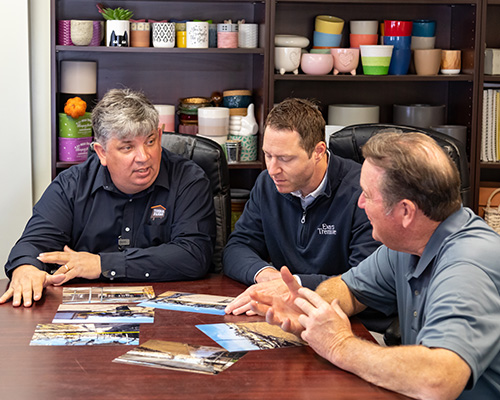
[341, 245, 399, 316]
[99, 168, 215, 282]
[5, 174, 76, 278]
[222, 177, 271, 285]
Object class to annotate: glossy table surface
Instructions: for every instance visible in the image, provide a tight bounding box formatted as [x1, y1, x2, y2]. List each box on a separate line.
[0, 275, 410, 399]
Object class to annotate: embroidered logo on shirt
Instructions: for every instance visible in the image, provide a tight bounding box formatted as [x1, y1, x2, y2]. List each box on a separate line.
[317, 223, 337, 235]
[150, 205, 166, 221]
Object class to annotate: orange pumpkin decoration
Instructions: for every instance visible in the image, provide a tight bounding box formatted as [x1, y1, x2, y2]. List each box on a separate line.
[64, 97, 87, 119]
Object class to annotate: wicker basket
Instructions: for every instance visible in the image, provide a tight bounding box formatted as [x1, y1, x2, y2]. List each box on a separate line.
[483, 188, 500, 234]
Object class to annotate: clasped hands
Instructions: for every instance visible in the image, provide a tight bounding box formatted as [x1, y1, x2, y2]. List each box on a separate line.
[226, 266, 355, 362]
[0, 245, 101, 307]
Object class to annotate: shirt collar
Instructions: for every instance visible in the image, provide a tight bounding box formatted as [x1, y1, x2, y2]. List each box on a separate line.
[91, 148, 170, 196]
[410, 206, 467, 278]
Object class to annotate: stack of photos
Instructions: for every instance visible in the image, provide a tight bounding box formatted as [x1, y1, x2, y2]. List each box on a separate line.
[138, 291, 235, 315]
[62, 286, 155, 304]
[113, 339, 246, 375]
[53, 304, 155, 324]
[196, 321, 306, 352]
[30, 323, 140, 346]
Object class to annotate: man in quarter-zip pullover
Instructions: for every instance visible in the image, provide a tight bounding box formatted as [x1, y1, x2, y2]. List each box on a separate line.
[223, 98, 389, 332]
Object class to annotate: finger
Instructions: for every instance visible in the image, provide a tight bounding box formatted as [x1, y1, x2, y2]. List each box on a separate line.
[64, 245, 76, 253]
[37, 251, 68, 265]
[225, 293, 251, 314]
[245, 309, 257, 316]
[0, 287, 14, 304]
[45, 273, 66, 287]
[249, 289, 274, 306]
[53, 264, 70, 275]
[280, 266, 301, 292]
[294, 296, 317, 316]
[250, 300, 271, 316]
[21, 281, 34, 308]
[231, 302, 252, 316]
[298, 287, 330, 308]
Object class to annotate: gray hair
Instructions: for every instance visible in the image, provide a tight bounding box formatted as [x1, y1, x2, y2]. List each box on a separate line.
[91, 88, 159, 148]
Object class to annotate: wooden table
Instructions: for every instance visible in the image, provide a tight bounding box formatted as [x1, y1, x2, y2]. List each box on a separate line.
[0, 275, 410, 400]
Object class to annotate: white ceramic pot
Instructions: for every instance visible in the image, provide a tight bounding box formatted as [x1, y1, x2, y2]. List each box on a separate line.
[106, 20, 130, 47]
[152, 22, 176, 48]
[275, 47, 301, 75]
[186, 21, 209, 48]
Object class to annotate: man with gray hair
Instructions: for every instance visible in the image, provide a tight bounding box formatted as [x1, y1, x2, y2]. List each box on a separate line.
[2, 88, 215, 307]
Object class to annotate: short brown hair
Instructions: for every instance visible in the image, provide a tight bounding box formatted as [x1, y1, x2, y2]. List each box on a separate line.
[264, 98, 325, 156]
[362, 131, 462, 221]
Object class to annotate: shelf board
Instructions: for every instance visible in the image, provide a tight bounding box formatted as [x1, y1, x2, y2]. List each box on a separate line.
[228, 161, 262, 169]
[484, 75, 500, 82]
[276, 0, 479, 4]
[480, 162, 500, 169]
[56, 45, 264, 55]
[56, 160, 263, 170]
[274, 73, 474, 82]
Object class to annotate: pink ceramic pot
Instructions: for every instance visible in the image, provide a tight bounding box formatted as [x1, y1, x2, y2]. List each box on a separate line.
[331, 48, 360, 75]
[300, 53, 334, 75]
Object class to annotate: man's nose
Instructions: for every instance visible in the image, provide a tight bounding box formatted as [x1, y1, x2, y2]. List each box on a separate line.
[358, 192, 366, 209]
[266, 158, 280, 175]
[135, 145, 149, 161]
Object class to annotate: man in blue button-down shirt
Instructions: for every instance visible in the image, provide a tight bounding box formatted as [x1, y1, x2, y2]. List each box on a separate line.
[251, 131, 500, 399]
[1, 89, 215, 308]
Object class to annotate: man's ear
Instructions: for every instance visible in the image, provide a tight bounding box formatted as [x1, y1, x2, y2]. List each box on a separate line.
[314, 141, 327, 162]
[400, 199, 417, 229]
[93, 142, 107, 166]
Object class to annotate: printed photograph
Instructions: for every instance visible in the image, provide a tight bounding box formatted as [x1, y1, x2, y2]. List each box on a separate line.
[62, 286, 155, 304]
[53, 304, 155, 324]
[138, 291, 235, 315]
[30, 323, 140, 346]
[196, 321, 306, 352]
[113, 339, 246, 375]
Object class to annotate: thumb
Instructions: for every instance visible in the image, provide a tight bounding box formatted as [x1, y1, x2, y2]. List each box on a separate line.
[45, 273, 66, 287]
[64, 245, 75, 253]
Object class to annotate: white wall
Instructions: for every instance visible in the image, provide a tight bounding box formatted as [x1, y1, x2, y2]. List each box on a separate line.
[0, 0, 51, 280]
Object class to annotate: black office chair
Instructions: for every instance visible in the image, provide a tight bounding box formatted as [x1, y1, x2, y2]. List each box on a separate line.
[328, 123, 471, 207]
[161, 132, 231, 273]
[329, 124, 471, 346]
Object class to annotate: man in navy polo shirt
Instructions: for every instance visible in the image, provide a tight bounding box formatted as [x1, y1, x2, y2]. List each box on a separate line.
[2, 88, 215, 307]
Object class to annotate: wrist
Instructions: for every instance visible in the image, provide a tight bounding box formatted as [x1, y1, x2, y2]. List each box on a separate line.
[255, 267, 279, 283]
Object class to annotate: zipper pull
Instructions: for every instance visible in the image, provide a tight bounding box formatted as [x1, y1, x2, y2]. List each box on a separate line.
[301, 210, 306, 224]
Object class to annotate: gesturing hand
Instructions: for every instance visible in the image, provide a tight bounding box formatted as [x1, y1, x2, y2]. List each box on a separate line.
[249, 266, 305, 335]
[225, 276, 290, 316]
[37, 245, 102, 285]
[295, 288, 354, 364]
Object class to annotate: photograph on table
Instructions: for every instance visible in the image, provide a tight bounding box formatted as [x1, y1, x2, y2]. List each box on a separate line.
[53, 304, 154, 324]
[30, 323, 140, 346]
[138, 291, 234, 315]
[196, 321, 305, 351]
[113, 339, 246, 375]
[62, 286, 155, 304]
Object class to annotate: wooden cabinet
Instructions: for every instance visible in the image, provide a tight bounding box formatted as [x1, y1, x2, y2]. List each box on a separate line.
[50, 0, 269, 190]
[51, 0, 487, 210]
[268, 0, 481, 209]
